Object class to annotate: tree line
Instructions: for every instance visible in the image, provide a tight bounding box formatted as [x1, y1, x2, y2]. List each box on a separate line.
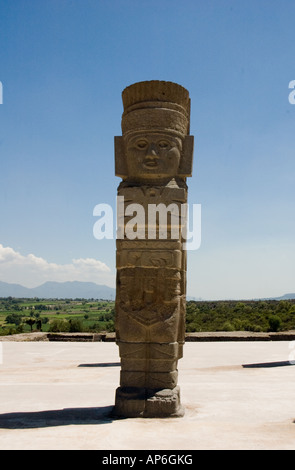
[185, 299, 295, 332]
[1, 298, 295, 334]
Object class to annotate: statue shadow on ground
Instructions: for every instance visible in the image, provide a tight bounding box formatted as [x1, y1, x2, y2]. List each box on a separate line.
[0, 362, 123, 429]
[242, 360, 295, 368]
[78, 362, 121, 368]
[0, 406, 119, 429]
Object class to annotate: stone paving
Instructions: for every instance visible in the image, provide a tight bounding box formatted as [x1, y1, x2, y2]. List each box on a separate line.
[0, 340, 295, 450]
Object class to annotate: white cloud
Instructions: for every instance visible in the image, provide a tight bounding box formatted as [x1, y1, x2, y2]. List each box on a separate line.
[0, 244, 114, 288]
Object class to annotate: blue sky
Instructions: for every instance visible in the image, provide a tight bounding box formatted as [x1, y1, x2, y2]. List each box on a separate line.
[0, 0, 294, 299]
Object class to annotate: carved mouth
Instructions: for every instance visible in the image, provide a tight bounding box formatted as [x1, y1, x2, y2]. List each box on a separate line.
[143, 160, 158, 168]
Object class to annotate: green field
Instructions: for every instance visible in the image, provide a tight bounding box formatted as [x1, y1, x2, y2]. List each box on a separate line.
[1, 297, 295, 336]
[0, 297, 115, 336]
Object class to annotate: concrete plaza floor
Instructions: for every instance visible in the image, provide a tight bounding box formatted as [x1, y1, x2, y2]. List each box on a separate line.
[0, 340, 295, 450]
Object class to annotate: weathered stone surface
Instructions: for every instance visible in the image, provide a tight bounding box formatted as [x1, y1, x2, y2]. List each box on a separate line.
[114, 386, 184, 418]
[114, 80, 194, 418]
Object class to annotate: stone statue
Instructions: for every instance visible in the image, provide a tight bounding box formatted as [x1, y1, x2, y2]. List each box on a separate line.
[113, 81, 194, 417]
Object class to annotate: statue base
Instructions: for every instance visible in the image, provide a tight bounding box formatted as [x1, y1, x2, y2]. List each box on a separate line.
[113, 386, 184, 418]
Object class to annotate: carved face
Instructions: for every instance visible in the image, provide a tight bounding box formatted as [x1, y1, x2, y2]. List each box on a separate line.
[125, 132, 182, 180]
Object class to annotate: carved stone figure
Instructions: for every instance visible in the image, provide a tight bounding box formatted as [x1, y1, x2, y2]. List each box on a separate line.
[113, 81, 194, 417]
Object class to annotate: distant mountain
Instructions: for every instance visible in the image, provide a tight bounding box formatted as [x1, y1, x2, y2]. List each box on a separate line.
[0, 281, 31, 298]
[0, 281, 115, 300]
[273, 293, 295, 300]
[0, 280, 294, 302]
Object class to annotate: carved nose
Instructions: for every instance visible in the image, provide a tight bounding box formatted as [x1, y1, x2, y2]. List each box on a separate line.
[146, 144, 159, 159]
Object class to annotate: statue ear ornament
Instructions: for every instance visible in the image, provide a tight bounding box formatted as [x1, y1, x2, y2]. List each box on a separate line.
[114, 136, 127, 179]
[178, 135, 194, 177]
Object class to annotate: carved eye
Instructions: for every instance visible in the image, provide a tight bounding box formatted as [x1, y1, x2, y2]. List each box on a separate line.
[135, 140, 148, 149]
[158, 140, 170, 149]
